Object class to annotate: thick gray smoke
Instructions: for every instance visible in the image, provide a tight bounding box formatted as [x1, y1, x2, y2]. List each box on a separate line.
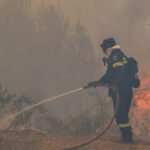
[48, 0, 150, 68]
[29, 0, 150, 79]
[0, 0, 150, 94]
[0, 0, 150, 136]
[0, 0, 150, 116]
[0, 0, 100, 117]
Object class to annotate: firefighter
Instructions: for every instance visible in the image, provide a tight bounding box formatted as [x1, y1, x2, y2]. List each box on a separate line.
[87, 38, 134, 144]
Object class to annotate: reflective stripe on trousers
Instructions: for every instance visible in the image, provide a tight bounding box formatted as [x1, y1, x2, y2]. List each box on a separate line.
[118, 123, 131, 128]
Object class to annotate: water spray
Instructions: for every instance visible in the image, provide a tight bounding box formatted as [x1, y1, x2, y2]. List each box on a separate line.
[14, 87, 83, 116]
[0, 87, 84, 129]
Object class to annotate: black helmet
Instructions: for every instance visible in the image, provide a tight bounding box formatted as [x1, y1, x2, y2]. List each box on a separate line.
[100, 38, 116, 52]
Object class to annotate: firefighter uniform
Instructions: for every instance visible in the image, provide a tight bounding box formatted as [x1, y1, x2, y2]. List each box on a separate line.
[100, 46, 133, 143]
[87, 38, 134, 143]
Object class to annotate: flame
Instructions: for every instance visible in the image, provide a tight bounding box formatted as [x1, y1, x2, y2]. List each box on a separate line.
[135, 91, 150, 111]
[134, 77, 150, 112]
[133, 70, 150, 134]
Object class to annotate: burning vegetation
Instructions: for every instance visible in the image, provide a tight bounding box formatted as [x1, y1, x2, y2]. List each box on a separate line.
[132, 70, 150, 135]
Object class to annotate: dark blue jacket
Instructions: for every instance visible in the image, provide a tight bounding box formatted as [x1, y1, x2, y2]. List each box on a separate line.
[99, 49, 131, 96]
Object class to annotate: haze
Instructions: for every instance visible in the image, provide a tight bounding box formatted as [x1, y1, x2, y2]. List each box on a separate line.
[0, 0, 150, 114]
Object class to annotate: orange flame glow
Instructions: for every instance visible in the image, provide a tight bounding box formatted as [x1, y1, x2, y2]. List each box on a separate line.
[134, 82, 150, 111]
[133, 70, 150, 134]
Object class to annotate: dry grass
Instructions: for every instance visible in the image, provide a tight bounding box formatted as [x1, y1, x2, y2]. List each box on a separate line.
[0, 130, 150, 150]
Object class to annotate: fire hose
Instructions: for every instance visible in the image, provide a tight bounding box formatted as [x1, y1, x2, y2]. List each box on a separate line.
[63, 84, 119, 150]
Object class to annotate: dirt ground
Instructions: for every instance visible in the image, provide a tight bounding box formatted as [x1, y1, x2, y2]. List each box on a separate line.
[0, 130, 150, 150]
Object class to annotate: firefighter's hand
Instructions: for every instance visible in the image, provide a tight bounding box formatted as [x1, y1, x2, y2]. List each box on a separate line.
[83, 81, 96, 89]
[87, 81, 98, 88]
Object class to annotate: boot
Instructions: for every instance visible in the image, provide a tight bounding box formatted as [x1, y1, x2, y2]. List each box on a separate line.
[121, 135, 134, 144]
[120, 126, 134, 144]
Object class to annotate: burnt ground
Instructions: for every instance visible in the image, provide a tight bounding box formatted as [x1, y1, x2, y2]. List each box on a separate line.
[0, 130, 150, 150]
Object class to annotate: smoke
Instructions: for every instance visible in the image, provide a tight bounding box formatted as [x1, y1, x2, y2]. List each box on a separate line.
[64, 0, 150, 74]
[0, 0, 100, 117]
[30, 0, 150, 77]
[0, 0, 149, 90]
[0, 0, 150, 118]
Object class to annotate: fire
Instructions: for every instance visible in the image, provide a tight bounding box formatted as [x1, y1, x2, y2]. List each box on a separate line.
[135, 90, 150, 111]
[134, 79, 150, 111]
[133, 70, 150, 134]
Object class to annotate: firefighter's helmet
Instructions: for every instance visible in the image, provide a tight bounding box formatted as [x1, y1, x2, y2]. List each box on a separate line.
[100, 38, 116, 53]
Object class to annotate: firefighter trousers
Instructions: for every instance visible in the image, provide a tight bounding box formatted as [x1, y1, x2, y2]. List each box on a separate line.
[111, 86, 133, 140]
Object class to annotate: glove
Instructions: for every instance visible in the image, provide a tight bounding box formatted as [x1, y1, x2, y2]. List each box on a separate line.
[87, 81, 99, 88]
